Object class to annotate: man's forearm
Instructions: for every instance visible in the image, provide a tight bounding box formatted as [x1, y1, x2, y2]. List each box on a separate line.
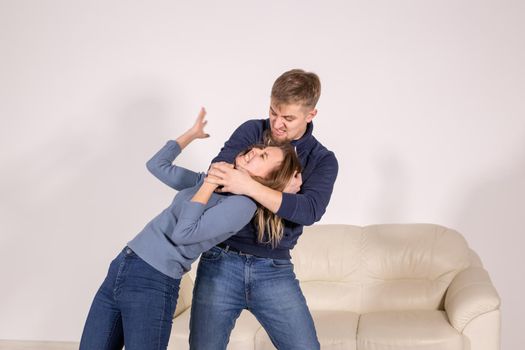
[245, 181, 283, 213]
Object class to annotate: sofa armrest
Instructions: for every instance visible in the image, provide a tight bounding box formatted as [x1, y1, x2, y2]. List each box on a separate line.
[444, 266, 500, 332]
[173, 274, 194, 318]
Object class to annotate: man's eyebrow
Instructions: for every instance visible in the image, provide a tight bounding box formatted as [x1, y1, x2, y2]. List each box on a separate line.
[270, 106, 297, 119]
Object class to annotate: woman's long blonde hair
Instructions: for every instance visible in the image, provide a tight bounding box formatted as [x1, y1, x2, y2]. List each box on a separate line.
[247, 141, 302, 248]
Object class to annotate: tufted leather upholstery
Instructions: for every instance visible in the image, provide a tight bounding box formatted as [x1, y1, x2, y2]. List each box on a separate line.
[169, 224, 501, 349]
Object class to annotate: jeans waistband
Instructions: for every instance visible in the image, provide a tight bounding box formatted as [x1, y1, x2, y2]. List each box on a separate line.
[123, 246, 135, 255]
[216, 242, 253, 256]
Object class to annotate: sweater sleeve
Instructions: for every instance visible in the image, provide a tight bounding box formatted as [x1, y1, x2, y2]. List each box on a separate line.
[211, 120, 262, 164]
[276, 152, 338, 225]
[169, 195, 257, 244]
[146, 140, 204, 190]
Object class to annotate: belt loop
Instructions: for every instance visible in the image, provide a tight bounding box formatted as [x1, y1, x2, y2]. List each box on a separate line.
[224, 245, 230, 253]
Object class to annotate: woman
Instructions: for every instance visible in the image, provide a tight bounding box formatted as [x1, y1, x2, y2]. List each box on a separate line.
[79, 108, 301, 350]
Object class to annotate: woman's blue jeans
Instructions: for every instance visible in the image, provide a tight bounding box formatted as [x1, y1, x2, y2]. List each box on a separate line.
[189, 246, 320, 350]
[80, 247, 181, 350]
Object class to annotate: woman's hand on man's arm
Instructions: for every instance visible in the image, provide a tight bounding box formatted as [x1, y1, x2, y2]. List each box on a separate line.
[283, 171, 302, 194]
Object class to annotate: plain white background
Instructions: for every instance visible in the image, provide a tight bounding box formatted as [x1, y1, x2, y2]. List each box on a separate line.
[1, 0, 523, 348]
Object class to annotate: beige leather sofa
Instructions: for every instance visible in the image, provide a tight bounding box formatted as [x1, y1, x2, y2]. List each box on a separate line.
[169, 224, 501, 350]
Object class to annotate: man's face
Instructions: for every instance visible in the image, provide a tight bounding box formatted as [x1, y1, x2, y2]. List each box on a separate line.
[269, 101, 317, 143]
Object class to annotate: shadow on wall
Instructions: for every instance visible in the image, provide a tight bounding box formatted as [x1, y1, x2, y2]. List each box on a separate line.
[453, 136, 525, 350]
[0, 79, 179, 308]
[1, 80, 176, 218]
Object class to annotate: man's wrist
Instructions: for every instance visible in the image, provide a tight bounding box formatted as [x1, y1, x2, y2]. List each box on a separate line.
[245, 180, 282, 213]
[245, 178, 263, 197]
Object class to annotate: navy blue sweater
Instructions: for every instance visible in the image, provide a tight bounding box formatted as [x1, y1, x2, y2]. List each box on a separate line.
[212, 119, 338, 259]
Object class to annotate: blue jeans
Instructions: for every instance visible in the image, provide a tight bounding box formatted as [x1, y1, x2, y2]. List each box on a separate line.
[189, 246, 320, 350]
[80, 247, 181, 350]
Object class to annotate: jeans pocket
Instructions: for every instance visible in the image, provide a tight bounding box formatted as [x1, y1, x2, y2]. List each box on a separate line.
[200, 247, 223, 261]
[271, 258, 293, 268]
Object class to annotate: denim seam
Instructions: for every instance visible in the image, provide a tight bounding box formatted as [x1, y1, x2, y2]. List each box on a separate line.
[157, 276, 168, 350]
[104, 312, 121, 350]
[113, 254, 127, 300]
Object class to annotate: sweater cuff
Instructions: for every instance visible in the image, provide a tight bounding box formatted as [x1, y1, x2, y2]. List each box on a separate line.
[276, 192, 298, 219]
[179, 200, 206, 220]
[167, 140, 182, 155]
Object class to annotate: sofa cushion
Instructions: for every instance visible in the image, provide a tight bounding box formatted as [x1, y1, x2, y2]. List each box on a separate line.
[292, 224, 471, 313]
[357, 310, 464, 350]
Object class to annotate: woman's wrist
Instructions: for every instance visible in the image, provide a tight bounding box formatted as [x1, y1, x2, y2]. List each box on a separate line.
[201, 181, 219, 191]
[191, 181, 218, 204]
[175, 129, 197, 150]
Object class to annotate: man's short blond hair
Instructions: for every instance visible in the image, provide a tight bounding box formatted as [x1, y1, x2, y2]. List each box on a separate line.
[271, 69, 321, 109]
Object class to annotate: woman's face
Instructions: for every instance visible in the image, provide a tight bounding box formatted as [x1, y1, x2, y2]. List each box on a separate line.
[234, 146, 284, 179]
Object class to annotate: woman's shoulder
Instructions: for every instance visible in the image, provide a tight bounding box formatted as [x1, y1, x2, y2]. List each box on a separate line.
[215, 193, 256, 208]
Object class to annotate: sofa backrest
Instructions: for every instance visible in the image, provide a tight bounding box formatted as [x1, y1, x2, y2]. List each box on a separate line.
[290, 224, 472, 313]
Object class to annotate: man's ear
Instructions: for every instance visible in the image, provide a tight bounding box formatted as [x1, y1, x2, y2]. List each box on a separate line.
[306, 108, 317, 123]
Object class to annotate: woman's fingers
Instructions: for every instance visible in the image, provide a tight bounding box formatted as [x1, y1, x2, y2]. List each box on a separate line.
[206, 174, 222, 181]
[198, 107, 206, 120]
[191, 107, 210, 138]
[207, 168, 225, 179]
[209, 162, 232, 172]
[211, 162, 234, 171]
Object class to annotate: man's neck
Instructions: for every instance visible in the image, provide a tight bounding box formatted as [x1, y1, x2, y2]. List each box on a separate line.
[292, 125, 308, 141]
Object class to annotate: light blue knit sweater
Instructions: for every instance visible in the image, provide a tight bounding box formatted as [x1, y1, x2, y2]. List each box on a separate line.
[127, 141, 256, 279]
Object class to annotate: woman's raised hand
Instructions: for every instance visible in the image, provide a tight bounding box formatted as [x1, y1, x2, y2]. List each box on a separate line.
[189, 107, 210, 139]
[175, 107, 210, 150]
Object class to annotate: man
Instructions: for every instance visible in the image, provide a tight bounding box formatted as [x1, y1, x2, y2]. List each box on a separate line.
[189, 69, 338, 349]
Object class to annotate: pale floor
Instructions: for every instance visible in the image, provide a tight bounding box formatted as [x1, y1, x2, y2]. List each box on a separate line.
[0, 340, 79, 350]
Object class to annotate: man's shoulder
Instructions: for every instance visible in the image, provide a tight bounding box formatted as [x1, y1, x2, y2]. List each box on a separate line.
[302, 136, 338, 180]
[229, 118, 267, 140]
[236, 118, 267, 131]
[309, 135, 338, 163]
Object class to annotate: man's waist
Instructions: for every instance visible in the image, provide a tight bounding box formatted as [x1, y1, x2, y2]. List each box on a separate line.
[216, 239, 291, 259]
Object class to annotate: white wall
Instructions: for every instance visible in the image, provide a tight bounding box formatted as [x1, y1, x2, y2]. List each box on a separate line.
[1, 0, 524, 348]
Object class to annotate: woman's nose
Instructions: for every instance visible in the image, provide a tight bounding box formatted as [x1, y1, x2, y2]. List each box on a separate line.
[246, 149, 261, 162]
[245, 149, 255, 162]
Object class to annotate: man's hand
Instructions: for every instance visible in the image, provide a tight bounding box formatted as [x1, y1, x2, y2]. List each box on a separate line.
[283, 171, 302, 194]
[206, 162, 256, 196]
